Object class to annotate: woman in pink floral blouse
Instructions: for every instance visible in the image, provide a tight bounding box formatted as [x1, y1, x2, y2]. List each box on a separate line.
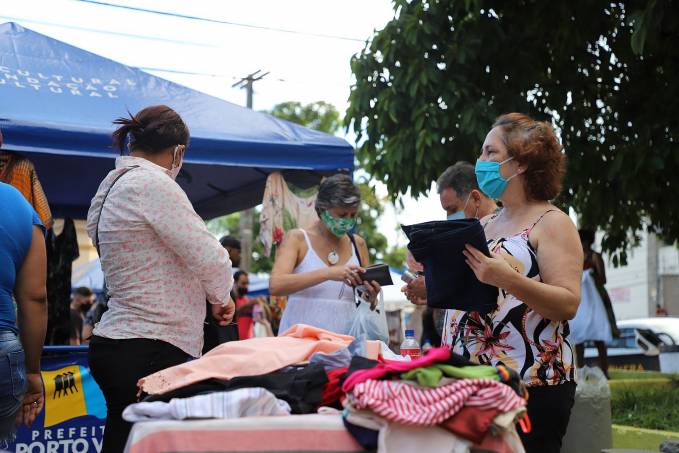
[86, 105, 235, 453]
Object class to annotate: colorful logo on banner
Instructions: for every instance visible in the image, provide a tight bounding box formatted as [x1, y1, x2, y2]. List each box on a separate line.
[9, 349, 107, 453]
[42, 364, 106, 427]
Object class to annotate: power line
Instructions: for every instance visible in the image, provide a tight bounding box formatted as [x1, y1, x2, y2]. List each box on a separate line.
[75, 0, 367, 43]
[0, 15, 218, 47]
[139, 66, 349, 89]
[138, 66, 237, 79]
[0, 17, 349, 89]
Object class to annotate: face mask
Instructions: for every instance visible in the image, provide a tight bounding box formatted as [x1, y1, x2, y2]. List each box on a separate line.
[237, 287, 249, 297]
[446, 192, 472, 220]
[320, 210, 356, 237]
[475, 157, 519, 199]
[169, 145, 183, 180]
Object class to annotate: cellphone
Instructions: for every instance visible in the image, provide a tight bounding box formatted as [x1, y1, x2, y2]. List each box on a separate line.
[401, 270, 419, 284]
[361, 264, 393, 286]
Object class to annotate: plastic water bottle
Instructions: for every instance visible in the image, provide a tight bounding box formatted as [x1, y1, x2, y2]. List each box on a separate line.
[400, 329, 421, 360]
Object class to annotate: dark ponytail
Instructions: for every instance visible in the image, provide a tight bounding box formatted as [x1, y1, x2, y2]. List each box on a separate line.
[112, 105, 189, 154]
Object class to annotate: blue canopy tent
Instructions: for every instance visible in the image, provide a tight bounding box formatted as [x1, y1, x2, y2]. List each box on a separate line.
[0, 22, 353, 219]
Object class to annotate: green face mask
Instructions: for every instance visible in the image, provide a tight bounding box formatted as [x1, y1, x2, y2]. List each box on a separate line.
[320, 210, 356, 237]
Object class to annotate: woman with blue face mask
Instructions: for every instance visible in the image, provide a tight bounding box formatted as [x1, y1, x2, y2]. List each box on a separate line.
[446, 113, 583, 453]
[270, 174, 381, 335]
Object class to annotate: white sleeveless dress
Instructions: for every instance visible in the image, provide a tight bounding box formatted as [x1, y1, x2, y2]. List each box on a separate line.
[278, 230, 359, 335]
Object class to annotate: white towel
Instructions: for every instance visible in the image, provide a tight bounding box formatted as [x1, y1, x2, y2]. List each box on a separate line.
[123, 387, 291, 422]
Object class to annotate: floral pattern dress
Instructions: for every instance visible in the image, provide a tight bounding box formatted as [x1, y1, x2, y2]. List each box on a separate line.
[259, 172, 319, 256]
[442, 214, 575, 387]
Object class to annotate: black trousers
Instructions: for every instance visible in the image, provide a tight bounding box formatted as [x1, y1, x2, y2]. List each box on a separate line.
[202, 301, 238, 354]
[88, 336, 190, 453]
[519, 381, 576, 453]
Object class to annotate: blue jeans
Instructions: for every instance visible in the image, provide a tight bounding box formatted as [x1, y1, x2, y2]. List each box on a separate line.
[0, 330, 26, 444]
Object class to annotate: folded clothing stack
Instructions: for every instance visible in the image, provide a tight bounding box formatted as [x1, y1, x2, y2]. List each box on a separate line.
[127, 328, 527, 452]
[341, 347, 528, 453]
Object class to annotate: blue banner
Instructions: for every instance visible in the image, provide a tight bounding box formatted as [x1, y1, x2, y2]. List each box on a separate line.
[8, 347, 106, 453]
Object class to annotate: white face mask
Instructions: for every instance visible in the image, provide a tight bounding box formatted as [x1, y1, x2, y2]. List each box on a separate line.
[169, 145, 183, 180]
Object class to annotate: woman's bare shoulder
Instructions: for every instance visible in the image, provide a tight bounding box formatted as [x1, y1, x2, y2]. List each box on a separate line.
[281, 228, 307, 246]
[352, 233, 367, 247]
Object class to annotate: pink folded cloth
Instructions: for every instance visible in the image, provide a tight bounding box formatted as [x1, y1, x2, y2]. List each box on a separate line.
[342, 347, 451, 392]
[350, 378, 525, 426]
[139, 324, 378, 395]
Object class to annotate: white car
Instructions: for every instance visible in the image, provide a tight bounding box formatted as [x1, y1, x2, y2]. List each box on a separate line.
[616, 317, 679, 345]
[583, 317, 679, 373]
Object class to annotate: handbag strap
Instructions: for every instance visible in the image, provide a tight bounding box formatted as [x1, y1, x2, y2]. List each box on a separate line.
[95, 166, 138, 255]
[347, 231, 363, 267]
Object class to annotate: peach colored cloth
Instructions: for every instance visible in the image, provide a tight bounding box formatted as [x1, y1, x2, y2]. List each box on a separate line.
[138, 324, 379, 395]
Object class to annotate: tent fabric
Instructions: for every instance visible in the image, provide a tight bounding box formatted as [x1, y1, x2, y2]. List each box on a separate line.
[0, 22, 354, 219]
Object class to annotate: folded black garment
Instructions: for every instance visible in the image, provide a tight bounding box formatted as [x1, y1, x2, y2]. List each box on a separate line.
[402, 219, 498, 313]
[343, 417, 379, 450]
[143, 363, 328, 414]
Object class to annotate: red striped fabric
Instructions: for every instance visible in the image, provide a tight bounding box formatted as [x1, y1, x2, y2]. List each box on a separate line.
[351, 379, 525, 426]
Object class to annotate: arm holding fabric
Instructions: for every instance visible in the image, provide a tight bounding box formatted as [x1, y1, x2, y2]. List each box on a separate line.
[464, 213, 582, 321]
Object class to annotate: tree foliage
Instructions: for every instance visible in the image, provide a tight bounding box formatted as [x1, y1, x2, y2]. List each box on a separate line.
[207, 101, 405, 272]
[346, 0, 679, 264]
[270, 101, 342, 137]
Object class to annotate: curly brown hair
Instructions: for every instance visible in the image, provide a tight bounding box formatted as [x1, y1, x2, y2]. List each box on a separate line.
[492, 113, 565, 201]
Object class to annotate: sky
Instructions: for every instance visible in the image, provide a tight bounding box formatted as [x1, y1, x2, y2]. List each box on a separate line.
[1, 0, 447, 245]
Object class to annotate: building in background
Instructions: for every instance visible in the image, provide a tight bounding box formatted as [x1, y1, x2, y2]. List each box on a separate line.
[604, 231, 679, 319]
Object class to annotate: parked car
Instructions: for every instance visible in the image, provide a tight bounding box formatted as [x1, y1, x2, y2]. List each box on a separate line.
[583, 317, 679, 373]
[617, 317, 679, 345]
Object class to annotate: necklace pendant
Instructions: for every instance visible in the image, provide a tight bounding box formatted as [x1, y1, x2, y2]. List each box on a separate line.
[327, 250, 339, 265]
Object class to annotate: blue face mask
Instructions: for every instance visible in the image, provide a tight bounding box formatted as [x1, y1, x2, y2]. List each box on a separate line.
[446, 192, 472, 220]
[447, 211, 465, 220]
[475, 157, 518, 199]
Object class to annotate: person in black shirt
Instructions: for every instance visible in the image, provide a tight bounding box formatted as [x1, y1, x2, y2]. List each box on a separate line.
[203, 236, 241, 353]
[69, 287, 95, 345]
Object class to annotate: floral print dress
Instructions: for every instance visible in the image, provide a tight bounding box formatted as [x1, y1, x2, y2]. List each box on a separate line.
[442, 211, 576, 387]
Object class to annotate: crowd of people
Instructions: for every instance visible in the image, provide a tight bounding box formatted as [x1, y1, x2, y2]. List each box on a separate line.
[0, 106, 624, 453]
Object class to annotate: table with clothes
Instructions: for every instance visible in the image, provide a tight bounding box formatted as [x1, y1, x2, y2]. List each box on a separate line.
[124, 324, 529, 453]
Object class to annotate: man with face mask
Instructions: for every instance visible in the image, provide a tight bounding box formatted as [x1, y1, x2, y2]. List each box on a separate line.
[438, 161, 498, 221]
[403, 162, 498, 341]
[69, 287, 95, 345]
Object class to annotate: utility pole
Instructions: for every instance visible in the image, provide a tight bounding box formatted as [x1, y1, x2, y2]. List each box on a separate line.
[232, 70, 269, 272]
